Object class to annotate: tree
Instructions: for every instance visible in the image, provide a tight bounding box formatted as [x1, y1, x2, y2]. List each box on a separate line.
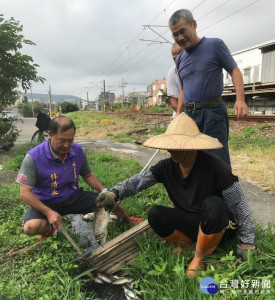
[0, 14, 45, 110]
[60, 102, 79, 113]
[22, 96, 29, 103]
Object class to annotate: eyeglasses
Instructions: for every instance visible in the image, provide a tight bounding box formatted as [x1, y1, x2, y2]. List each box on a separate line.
[172, 28, 186, 40]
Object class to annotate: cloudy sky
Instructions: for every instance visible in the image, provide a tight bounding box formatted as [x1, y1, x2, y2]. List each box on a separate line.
[2, 0, 274, 101]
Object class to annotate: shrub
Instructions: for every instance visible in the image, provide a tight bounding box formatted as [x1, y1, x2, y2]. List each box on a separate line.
[60, 102, 79, 113]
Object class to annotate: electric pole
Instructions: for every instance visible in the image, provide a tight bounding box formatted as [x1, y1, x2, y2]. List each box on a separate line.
[103, 79, 106, 112]
[48, 85, 52, 118]
[87, 92, 89, 110]
[30, 87, 34, 117]
[120, 78, 127, 102]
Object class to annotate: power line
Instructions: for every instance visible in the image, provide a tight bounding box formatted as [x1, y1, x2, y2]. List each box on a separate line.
[192, 0, 208, 12]
[197, 0, 232, 21]
[148, 0, 178, 24]
[107, 44, 164, 87]
[101, 27, 146, 75]
[98, 0, 262, 96]
[199, 0, 261, 32]
[100, 0, 179, 76]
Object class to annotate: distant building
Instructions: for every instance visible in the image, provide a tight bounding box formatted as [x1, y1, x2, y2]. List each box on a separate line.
[148, 78, 167, 106]
[222, 39, 275, 115]
[96, 91, 115, 110]
[126, 90, 151, 106]
[224, 39, 275, 86]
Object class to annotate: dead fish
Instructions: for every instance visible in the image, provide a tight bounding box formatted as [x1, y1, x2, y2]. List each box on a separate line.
[83, 212, 117, 222]
[80, 277, 92, 284]
[92, 207, 110, 245]
[93, 277, 104, 284]
[112, 277, 134, 285]
[109, 214, 118, 221]
[82, 212, 95, 221]
[123, 286, 141, 300]
[97, 273, 113, 283]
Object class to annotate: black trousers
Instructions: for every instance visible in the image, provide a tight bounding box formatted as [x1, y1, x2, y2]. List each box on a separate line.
[23, 188, 98, 225]
[148, 195, 236, 241]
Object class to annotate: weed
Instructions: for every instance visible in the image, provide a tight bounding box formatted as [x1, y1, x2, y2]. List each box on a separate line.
[229, 126, 275, 151]
[258, 124, 272, 130]
[1, 151, 274, 299]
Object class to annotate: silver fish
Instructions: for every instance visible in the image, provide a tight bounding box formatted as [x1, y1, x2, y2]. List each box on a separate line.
[97, 273, 113, 283]
[80, 277, 92, 284]
[93, 277, 104, 284]
[123, 286, 141, 300]
[83, 212, 118, 222]
[112, 277, 134, 285]
[92, 207, 110, 245]
[82, 212, 95, 221]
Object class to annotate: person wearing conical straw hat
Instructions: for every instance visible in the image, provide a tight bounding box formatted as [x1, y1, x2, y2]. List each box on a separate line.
[96, 113, 255, 277]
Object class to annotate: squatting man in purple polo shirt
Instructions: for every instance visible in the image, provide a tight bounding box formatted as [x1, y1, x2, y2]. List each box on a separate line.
[96, 113, 256, 278]
[17, 116, 130, 240]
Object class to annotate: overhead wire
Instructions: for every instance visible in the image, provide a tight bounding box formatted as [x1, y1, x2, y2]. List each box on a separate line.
[100, 0, 179, 77]
[97, 0, 262, 96]
[101, 27, 146, 75]
[199, 0, 261, 32]
[197, 0, 232, 21]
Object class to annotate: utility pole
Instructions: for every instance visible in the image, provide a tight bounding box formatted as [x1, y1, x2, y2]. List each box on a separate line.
[48, 85, 52, 118]
[87, 92, 89, 110]
[120, 78, 127, 102]
[103, 79, 106, 112]
[30, 87, 34, 117]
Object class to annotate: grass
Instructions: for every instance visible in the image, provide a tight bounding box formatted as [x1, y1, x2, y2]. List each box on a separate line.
[66, 111, 134, 142]
[0, 146, 274, 299]
[229, 126, 275, 193]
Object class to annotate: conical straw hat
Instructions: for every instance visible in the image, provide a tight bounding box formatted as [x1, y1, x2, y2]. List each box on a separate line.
[143, 113, 223, 150]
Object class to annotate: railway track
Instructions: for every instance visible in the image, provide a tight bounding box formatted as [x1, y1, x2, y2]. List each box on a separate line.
[140, 113, 275, 122]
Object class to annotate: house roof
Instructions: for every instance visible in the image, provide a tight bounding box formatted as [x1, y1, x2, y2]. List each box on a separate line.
[156, 89, 166, 96]
[232, 39, 275, 55]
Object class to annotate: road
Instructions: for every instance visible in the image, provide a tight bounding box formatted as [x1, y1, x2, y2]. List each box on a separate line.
[15, 118, 37, 144]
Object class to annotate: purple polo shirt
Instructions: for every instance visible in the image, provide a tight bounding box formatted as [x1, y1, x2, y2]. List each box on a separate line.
[17, 140, 91, 204]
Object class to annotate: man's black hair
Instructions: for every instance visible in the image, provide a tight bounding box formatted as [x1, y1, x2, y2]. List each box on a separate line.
[48, 116, 76, 135]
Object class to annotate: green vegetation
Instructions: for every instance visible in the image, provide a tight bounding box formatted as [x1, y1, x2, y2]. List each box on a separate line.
[17, 99, 48, 117]
[129, 224, 275, 299]
[60, 102, 79, 113]
[0, 15, 44, 110]
[229, 126, 275, 151]
[66, 111, 132, 130]
[0, 146, 274, 299]
[227, 109, 235, 115]
[141, 105, 168, 113]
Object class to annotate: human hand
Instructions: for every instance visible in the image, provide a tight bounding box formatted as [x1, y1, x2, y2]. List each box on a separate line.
[46, 210, 62, 231]
[96, 191, 115, 209]
[234, 100, 248, 117]
[236, 243, 256, 259]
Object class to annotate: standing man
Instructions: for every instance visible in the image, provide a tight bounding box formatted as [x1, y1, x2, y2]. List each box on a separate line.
[17, 116, 130, 240]
[167, 42, 184, 118]
[169, 9, 247, 167]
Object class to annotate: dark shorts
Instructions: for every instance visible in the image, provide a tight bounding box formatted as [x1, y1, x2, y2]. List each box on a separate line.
[23, 188, 98, 225]
[148, 195, 237, 242]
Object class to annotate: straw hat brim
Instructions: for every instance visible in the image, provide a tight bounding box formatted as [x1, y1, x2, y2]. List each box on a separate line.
[143, 132, 223, 150]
